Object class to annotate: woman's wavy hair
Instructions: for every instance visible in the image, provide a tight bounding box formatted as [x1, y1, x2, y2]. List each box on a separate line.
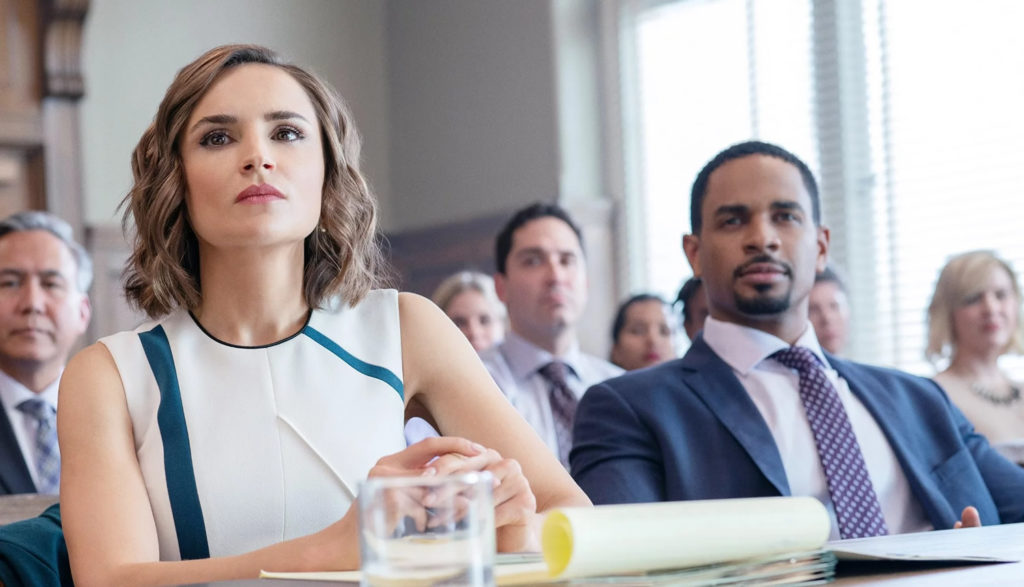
[122, 44, 388, 318]
[926, 250, 1024, 362]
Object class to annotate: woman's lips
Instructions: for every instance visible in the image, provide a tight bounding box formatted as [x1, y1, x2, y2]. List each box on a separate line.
[236, 184, 285, 203]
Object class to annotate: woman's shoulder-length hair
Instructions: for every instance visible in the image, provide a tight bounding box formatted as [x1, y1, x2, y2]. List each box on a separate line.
[122, 44, 388, 319]
[926, 249, 1024, 362]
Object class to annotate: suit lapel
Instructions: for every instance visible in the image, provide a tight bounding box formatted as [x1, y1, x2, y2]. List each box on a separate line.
[0, 408, 37, 494]
[681, 338, 791, 495]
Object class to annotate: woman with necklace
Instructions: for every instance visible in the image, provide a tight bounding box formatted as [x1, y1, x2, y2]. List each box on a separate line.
[928, 250, 1024, 465]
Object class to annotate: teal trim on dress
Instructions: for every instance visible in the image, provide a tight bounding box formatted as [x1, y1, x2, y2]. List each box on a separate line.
[302, 325, 404, 400]
[139, 325, 211, 560]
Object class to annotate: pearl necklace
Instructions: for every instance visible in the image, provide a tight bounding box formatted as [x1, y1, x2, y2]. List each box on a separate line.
[970, 382, 1022, 406]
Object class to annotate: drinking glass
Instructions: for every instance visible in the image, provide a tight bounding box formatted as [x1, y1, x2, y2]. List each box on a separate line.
[358, 472, 495, 586]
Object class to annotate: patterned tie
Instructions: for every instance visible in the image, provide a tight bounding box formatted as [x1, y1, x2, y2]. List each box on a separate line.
[17, 398, 60, 494]
[538, 361, 577, 467]
[771, 347, 888, 539]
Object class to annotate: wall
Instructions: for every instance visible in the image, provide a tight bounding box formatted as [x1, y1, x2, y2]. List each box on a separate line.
[80, 0, 391, 226]
[385, 0, 561, 231]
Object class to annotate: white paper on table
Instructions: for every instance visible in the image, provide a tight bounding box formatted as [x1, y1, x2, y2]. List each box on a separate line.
[830, 522, 1024, 562]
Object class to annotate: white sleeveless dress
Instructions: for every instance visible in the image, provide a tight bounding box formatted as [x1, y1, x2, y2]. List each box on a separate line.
[99, 289, 407, 561]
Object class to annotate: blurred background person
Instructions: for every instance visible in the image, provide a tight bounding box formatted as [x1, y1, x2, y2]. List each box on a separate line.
[928, 250, 1024, 465]
[609, 294, 678, 371]
[432, 270, 505, 352]
[809, 266, 852, 356]
[674, 276, 708, 341]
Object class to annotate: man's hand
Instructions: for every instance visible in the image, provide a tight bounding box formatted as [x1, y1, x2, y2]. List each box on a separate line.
[953, 506, 981, 529]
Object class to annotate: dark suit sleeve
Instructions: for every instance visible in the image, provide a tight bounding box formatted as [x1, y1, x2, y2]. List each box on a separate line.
[949, 400, 1024, 524]
[570, 381, 665, 505]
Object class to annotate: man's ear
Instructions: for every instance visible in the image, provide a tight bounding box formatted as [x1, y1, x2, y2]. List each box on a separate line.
[493, 272, 508, 304]
[682, 234, 702, 277]
[815, 226, 831, 273]
[77, 296, 92, 335]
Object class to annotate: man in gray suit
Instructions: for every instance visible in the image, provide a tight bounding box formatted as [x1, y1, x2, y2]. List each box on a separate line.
[0, 211, 91, 495]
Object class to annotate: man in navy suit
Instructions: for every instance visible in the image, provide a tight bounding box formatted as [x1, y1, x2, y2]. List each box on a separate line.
[571, 141, 1024, 538]
[0, 212, 91, 495]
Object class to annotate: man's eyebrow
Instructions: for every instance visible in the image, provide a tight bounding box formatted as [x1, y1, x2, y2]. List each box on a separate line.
[713, 204, 749, 216]
[771, 200, 805, 212]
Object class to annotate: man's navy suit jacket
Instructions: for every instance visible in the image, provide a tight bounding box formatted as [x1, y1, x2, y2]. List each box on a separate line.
[0, 407, 38, 495]
[571, 337, 1024, 529]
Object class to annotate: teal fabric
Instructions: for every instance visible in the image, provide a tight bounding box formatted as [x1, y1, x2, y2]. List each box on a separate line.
[302, 325, 404, 399]
[0, 503, 72, 586]
[139, 325, 210, 560]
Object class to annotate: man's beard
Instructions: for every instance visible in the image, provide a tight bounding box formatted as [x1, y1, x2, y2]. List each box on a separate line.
[734, 283, 792, 316]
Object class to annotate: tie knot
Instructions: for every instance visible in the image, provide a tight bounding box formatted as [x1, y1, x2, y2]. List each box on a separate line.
[770, 346, 821, 373]
[17, 398, 54, 422]
[538, 361, 570, 386]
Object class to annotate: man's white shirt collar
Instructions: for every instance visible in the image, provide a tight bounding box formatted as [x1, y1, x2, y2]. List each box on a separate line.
[0, 369, 60, 414]
[702, 315, 829, 375]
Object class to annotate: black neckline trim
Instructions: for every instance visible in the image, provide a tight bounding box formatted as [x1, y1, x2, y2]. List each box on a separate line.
[187, 309, 314, 350]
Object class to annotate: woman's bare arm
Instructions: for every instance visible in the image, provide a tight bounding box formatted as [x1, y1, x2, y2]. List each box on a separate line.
[398, 292, 591, 549]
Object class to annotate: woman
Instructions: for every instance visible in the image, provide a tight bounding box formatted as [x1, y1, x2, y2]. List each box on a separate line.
[928, 250, 1024, 464]
[609, 294, 678, 371]
[58, 45, 587, 586]
[432, 271, 505, 352]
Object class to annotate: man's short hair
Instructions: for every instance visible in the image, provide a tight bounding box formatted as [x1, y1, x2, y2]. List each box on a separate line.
[0, 211, 92, 292]
[690, 140, 821, 234]
[815, 265, 847, 292]
[674, 276, 703, 323]
[494, 202, 584, 275]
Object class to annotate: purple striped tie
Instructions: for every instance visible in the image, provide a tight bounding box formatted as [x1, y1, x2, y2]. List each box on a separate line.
[538, 361, 577, 467]
[771, 346, 888, 539]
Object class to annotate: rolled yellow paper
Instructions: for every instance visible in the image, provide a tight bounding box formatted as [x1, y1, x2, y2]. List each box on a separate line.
[541, 496, 830, 580]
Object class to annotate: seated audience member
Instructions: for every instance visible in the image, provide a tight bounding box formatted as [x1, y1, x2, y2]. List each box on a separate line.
[572, 140, 1024, 540]
[431, 270, 505, 352]
[928, 250, 1024, 465]
[674, 276, 709, 341]
[809, 266, 851, 356]
[609, 294, 678, 371]
[480, 203, 623, 467]
[58, 45, 588, 586]
[0, 211, 91, 495]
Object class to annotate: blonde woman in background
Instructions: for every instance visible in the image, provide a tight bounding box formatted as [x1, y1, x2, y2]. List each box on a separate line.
[928, 250, 1024, 465]
[432, 270, 506, 352]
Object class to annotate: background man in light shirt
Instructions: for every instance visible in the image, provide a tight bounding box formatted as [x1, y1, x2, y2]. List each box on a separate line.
[0, 211, 91, 494]
[571, 141, 1024, 538]
[809, 266, 851, 356]
[480, 202, 622, 467]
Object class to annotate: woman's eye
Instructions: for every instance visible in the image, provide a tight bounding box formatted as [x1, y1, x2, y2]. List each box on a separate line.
[199, 131, 231, 147]
[274, 127, 303, 141]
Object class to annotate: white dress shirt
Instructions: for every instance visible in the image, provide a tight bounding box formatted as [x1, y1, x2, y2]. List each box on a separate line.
[0, 368, 60, 490]
[703, 316, 933, 539]
[479, 331, 623, 462]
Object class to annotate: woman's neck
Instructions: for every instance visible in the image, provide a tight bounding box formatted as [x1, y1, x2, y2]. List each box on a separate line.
[193, 243, 309, 346]
[945, 348, 1005, 382]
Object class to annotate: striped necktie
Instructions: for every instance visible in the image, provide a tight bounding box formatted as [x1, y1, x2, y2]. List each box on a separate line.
[17, 398, 60, 494]
[771, 346, 888, 539]
[538, 361, 577, 467]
